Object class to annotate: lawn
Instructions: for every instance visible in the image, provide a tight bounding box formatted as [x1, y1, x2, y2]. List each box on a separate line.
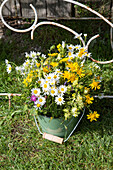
[0, 19, 113, 169]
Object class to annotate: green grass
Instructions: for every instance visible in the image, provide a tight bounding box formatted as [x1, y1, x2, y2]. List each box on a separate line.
[0, 20, 113, 169]
[0, 100, 113, 169]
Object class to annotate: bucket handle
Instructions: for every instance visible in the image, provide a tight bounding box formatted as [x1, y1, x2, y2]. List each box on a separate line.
[34, 108, 85, 144]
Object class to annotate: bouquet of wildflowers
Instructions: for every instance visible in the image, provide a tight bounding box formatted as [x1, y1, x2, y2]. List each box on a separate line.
[5, 41, 102, 122]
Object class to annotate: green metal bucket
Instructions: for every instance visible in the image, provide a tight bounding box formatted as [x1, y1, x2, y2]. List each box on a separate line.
[37, 115, 80, 138]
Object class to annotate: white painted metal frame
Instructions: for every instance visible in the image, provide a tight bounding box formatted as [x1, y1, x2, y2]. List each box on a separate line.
[0, 0, 113, 109]
[0, 0, 38, 33]
[0, 0, 113, 64]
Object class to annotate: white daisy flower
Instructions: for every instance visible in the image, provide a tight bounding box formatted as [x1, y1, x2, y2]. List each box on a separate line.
[53, 72, 60, 82]
[6, 64, 12, 74]
[71, 107, 78, 116]
[31, 88, 41, 96]
[41, 82, 50, 93]
[55, 69, 62, 75]
[23, 59, 30, 67]
[57, 53, 61, 60]
[50, 87, 58, 97]
[15, 66, 21, 72]
[37, 78, 44, 85]
[25, 52, 30, 58]
[94, 64, 100, 69]
[75, 45, 81, 50]
[37, 96, 46, 106]
[67, 44, 75, 51]
[86, 53, 92, 58]
[5, 59, 9, 65]
[42, 54, 46, 59]
[55, 96, 65, 105]
[45, 73, 54, 82]
[37, 52, 41, 56]
[34, 101, 42, 110]
[49, 79, 56, 86]
[67, 51, 76, 59]
[59, 85, 67, 95]
[30, 51, 37, 59]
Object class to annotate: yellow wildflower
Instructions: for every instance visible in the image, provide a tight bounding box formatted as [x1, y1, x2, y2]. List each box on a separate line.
[50, 62, 58, 67]
[89, 80, 101, 90]
[59, 58, 69, 63]
[48, 53, 58, 57]
[69, 73, 78, 83]
[36, 63, 40, 67]
[23, 79, 28, 87]
[85, 94, 94, 104]
[43, 67, 49, 73]
[62, 71, 77, 83]
[67, 62, 79, 72]
[62, 71, 70, 80]
[57, 43, 61, 49]
[87, 111, 100, 122]
[78, 48, 87, 58]
[27, 77, 32, 83]
[57, 44, 61, 52]
[77, 68, 85, 78]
